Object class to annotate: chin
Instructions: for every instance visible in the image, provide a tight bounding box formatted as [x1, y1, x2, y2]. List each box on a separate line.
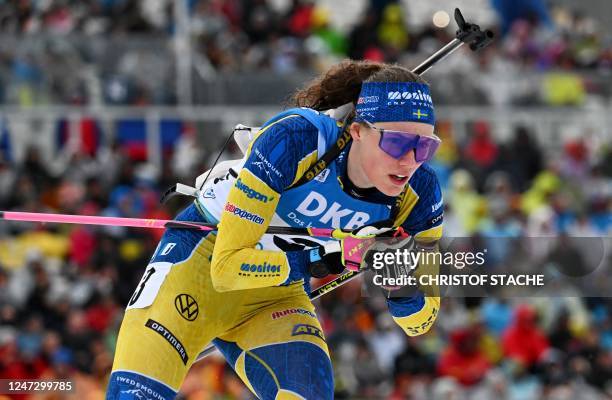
[378, 184, 405, 197]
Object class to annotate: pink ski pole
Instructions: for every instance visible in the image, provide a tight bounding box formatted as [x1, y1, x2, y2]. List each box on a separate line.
[0, 211, 337, 237]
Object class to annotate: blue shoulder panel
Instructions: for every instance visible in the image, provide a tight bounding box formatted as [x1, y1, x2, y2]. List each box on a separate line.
[401, 163, 444, 235]
[245, 108, 341, 193]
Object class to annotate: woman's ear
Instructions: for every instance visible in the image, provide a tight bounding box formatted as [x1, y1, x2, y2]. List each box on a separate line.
[349, 122, 363, 141]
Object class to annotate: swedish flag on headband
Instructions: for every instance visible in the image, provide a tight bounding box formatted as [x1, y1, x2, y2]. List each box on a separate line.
[412, 109, 429, 120]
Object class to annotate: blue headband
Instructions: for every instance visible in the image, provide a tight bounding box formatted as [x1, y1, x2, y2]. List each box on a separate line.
[354, 82, 435, 126]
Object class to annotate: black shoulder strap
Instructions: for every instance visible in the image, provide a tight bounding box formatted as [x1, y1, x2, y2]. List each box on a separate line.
[288, 128, 352, 189]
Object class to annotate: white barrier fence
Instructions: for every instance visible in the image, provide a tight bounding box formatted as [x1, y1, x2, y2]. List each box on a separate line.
[1, 105, 609, 168]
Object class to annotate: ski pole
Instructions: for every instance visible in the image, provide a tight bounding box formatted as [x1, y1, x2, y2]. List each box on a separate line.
[0, 211, 355, 238]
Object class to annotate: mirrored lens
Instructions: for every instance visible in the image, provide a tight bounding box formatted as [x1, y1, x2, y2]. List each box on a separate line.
[379, 130, 440, 162]
[414, 136, 441, 162]
[379, 131, 418, 159]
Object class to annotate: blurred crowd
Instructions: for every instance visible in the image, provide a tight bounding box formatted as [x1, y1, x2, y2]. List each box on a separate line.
[0, 0, 611, 399]
[319, 119, 612, 399]
[0, 0, 610, 105]
[0, 111, 610, 398]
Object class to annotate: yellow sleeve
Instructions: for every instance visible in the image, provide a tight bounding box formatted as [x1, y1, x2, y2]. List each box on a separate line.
[388, 235, 442, 337]
[391, 296, 440, 337]
[210, 168, 292, 292]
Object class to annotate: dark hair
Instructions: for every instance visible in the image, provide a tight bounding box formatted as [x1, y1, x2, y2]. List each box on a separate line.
[290, 60, 427, 111]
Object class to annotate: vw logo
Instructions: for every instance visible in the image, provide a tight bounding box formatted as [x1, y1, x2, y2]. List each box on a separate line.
[175, 294, 199, 321]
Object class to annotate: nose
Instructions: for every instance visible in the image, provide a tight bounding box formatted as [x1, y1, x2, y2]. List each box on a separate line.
[397, 149, 420, 167]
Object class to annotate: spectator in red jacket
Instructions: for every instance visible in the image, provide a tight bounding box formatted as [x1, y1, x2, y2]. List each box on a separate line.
[437, 327, 492, 386]
[464, 121, 499, 169]
[502, 304, 550, 368]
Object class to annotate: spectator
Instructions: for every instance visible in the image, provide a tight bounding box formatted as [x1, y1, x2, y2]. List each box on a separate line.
[446, 169, 488, 233]
[347, 10, 380, 60]
[502, 305, 550, 369]
[377, 3, 409, 54]
[0, 154, 15, 205]
[503, 126, 543, 192]
[242, 0, 277, 43]
[368, 313, 406, 373]
[560, 139, 590, 181]
[309, 6, 347, 57]
[481, 299, 513, 337]
[284, 0, 315, 38]
[463, 121, 499, 181]
[438, 327, 492, 386]
[491, 0, 553, 36]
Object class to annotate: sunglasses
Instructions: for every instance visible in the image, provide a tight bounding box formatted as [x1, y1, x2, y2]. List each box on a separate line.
[363, 121, 441, 162]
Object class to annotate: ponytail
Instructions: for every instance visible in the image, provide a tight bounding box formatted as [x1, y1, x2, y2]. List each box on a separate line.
[290, 60, 427, 111]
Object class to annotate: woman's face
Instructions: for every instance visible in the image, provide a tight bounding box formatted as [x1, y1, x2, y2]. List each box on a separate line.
[348, 121, 435, 196]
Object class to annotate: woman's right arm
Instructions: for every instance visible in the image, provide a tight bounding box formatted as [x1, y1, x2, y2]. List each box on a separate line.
[210, 115, 320, 292]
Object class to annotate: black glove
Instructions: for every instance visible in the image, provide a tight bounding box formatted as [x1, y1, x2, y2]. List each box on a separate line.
[272, 235, 345, 279]
[362, 235, 421, 297]
[308, 248, 345, 278]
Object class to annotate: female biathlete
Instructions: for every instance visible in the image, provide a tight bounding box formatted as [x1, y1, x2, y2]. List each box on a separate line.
[106, 60, 444, 400]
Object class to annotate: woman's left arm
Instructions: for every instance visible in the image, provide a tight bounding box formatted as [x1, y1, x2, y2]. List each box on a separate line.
[387, 166, 444, 336]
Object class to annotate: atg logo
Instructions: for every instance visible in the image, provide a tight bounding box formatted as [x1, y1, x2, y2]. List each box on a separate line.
[387, 90, 433, 103]
[292, 323, 324, 340]
[235, 178, 274, 202]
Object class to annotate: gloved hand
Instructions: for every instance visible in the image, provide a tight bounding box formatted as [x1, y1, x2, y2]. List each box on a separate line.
[307, 225, 405, 278]
[371, 238, 441, 299]
[368, 235, 417, 292]
[275, 236, 330, 284]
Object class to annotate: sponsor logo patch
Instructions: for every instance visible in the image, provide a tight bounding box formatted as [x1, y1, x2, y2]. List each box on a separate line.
[174, 294, 199, 321]
[431, 199, 443, 213]
[235, 178, 274, 202]
[272, 308, 316, 320]
[203, 188, 216, 199]
[313, 168, 330, 183]
[110, 371, 175, 400]
[296, 191, 371, 229]
[224, 203, 265, 224]
[405, 307, 438, 336]
[357, 95, 379, 104]
[253, 148, 283, 178]
[145, 319, 189, 365]
[291, 323, 324, 340]
[387, 90, 433, 103]
[431, 212, 443, 225]
[115, 382, 169, 400]
[240, 262, 282, 275]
